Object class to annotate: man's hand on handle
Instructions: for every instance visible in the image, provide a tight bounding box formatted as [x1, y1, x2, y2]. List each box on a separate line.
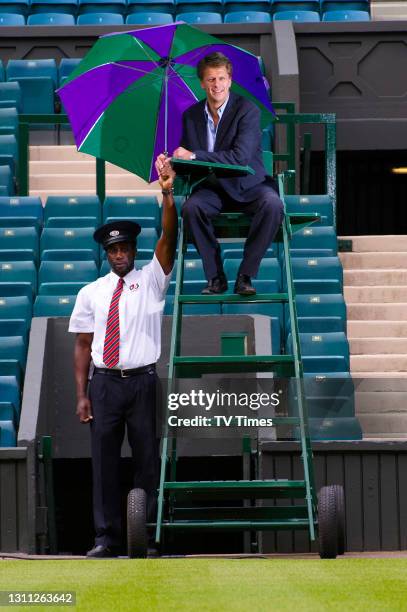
[155, 154, 176, 190]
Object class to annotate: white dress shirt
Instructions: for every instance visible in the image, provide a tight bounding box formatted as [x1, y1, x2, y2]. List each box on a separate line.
[68, 254, 171, 369]
[204, 97, 229, 152]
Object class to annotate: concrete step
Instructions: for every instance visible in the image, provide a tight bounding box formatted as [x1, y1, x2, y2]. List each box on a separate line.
[353, 377, 407, 391]
[29, 145, 88, 162]
[29, 174, 157, 190]
[344, 269, 407, 285]
[30, 161, 131, 175]
[347, 303, 407, 320]
[371, 3, 407, 20]
[351, 354, 407, 372]
[348, 321, 407, 338]
[344, 286, 407, 303]
[358, 414, 407, 437]
[340, 252, 407, 269]
[339, 235, 407, 252]
[355, 391, 407, 414]
[350, 338, 407, 354]
[30, 189, 161, 203]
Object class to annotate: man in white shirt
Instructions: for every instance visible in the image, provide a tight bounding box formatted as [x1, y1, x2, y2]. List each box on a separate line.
[69, 156, 177, 558]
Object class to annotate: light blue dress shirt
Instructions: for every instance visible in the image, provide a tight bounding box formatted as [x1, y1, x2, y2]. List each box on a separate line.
[204, 97, 229, 152]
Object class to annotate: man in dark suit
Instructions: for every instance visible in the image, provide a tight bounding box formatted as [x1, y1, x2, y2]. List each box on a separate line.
[173, 51, 284, 296]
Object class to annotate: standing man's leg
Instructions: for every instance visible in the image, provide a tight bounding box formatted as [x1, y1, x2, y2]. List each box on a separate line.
[182, 188, 225, 284]
[238, 186, 284, 279]
[89, 374, 126, 552]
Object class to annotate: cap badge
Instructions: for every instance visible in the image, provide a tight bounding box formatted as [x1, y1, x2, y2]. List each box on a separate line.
[110, 230, 120, 237]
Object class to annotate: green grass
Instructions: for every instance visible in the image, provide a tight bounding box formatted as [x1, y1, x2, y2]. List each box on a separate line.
[2, 559, 407, 611]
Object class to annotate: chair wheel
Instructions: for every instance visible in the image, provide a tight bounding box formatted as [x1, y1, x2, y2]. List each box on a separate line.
[127, 488, 148, 558]
[318, 485, 342, 559]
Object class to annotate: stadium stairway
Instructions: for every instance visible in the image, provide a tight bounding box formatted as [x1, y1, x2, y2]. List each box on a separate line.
[340, 235, 407, 439]
[29, 145, 161, 201]
[371, 0, 407, 20]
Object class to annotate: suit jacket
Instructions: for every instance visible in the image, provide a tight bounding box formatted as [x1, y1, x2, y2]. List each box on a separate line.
[180, 91, 275, 203]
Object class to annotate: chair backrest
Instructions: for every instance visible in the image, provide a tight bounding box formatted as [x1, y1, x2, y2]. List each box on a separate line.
[44, 195, 101, 222]
[40, 227, 98, 260]
[273, 9, 320, 20]
[77, 11, 124, 23]
[39, 260, 98, 285]
[0, 227, 38, 261]
[0, 261, 37, 292]
[0, 295, 32, 323]
[27, 11, 75, 23]
[175, 10, 222, 22]
[322, 9, 370, 20]
[0, 82, 22, 111]
[225, 10, 271, 21]
[125, 11, 173, 23]
[33, 295, 76, 317]
[6, 59, 58, 86]
[0, 12, 25, 24]
[0, 107, 18, 131]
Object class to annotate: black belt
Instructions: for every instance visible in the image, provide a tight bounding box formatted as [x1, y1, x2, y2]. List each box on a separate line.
[94, 364, 156, 378]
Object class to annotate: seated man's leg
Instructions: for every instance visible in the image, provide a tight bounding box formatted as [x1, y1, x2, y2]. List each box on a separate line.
[239, 185, 284, 278]
[182, 187, 225, 282]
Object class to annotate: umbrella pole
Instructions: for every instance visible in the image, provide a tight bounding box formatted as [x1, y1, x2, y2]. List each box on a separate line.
[164, 69, 168, 157]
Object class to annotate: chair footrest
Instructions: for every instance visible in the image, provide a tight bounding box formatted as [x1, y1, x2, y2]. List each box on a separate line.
[173, 355, 295, 377]
[178, 293, 288, 304]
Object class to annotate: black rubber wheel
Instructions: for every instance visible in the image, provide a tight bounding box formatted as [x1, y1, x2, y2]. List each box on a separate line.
[318, 485, 339, 559]
[332, 484, 345, 555]
[127, 488, 148, 558]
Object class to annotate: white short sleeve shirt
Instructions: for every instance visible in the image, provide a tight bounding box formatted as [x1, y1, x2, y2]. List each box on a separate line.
[69, 254, 171, 369]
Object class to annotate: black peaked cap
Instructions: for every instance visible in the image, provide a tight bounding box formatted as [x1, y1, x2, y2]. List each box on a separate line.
[93, 220, 141, 249]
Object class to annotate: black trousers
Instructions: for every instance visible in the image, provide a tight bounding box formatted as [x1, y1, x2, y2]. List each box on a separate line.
[182, 183, 284, 281]
[89, 369, 159, 548]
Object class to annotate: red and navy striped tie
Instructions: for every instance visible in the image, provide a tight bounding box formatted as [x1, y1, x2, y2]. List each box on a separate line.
[103, 277, 124, 368]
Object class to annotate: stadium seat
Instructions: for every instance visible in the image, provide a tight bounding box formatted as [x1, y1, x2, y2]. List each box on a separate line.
[273, 9, 320, 19]
[224, 257, 281, 288]
[321, 0, 369, 12]
[0, 166, 13, 196]
[183, 259, 206, 281]
[0, 82, 22, 113]
[288, 226, 337, 258]
[126, 0, 175, 14]
[0, 282, 33, 303]
[44, 195, 101, 225]
[287, 331, 350, 372]
[0, 196, 43, 230]
[224, 10, 271, 21]
[27, 12, 75, 24]
[0, 227, 38, 262]
[33, 295, 77, 317]
[272, 0, 320, 14]
[102, 196, 159, 229]
[0, 375, 20, 412]
[0, 335, 27, 369]
[0, 295, 32, 327]
[0, 0, 29, 15]
[46, 217, 97, 229]
[0, 261, 37, 293]
[78, 0, 127, 14]
[0, 12, 25, 24]
[0, 320, 28, 341]
[125, 12, 173, 23]
[38, 261, 98, 290]
[285, 293, 346, 335]
[0, 134, 17, 173]
[288, 256, 343, 294]
[40, 227, 99, 263]
[29, 0, 78, 15]
[38, 282, 88, 295]
[223, 0, 270, 13]
[77, 11, 124, 23]
[6, 59, 57, 115]
[0, 402, 16, 425]
[284, 195, 333, 226]
[41, 250, 96, 262]
[58, 58, 82, 87]
[322, 9, 370, 20]
[175, 11, 222, 21]
[0, 108, 18, 137]
[0, 419, 16, 446]
[175, 0, 222, 15]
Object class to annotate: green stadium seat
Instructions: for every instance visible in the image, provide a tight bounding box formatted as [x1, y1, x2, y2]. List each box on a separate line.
[40, 227, 98, 263]
[225, 10, 271, 21]
[288, 226, 337, 258]
[38, 282, 88, 295]
[125, 12, 173, 23]
[0, 81, 22, 113]
[127, 0, 175, 15]
[273, 9, 320, 19]
[0, 335, 26, 370]
[0, 261, 36, 293]
[321, 0, 369, 12]
[38, 260, 98, 290]
[0, 295, 32, 326]
[27, 12, 75, 23]
[272, 0, 319, 13]
[0, 227, 38, 262]
[0, 0, 29, 15]
[41, 249, 95, 262]
[102, 196, 159, 228]
[0, 283, 33, 304]
[285, 293, 346, 336]
[44, 195, 101, 224]
[0, 319, 28, 340]
[78, 0, 126, 15]
[0, 107, 18, 138]
[0, 166, 12, 195]
[175, 0, 222, 14]
[0, 250, 36, 262]
[0, 196, 43, 230]
[0, 12, 24, 23]
[175, 11, 222, 21]
[0, 402, 16, 425]
[58, 58, 82, 87]
[6, 59, 57, 115]
[34, 295, 77, 317]
[30, 0, 78, 15]
[77, 11, 124, 22]
[46, 217, 97, 229]
[0, 419, 16, 446]
[284, 195, 333, 226]
[288, 256, 343, 294]
[0, 374, 20, 415]
[0, 134, 17, 173]
[287, 331, 350, 372]
[322, 9, 369, 20]
[183, 259, 206, 281]
[223, 0, 270, 13]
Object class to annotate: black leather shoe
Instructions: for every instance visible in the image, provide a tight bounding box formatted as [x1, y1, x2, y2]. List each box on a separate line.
[234, 274, 256, 296]
[201, 275, 228, 294]
[86, 544, 120, 559]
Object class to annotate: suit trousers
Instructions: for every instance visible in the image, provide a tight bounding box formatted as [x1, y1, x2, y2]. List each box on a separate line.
[182, 182, 284, 280]
[89, 368, 159, 548]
